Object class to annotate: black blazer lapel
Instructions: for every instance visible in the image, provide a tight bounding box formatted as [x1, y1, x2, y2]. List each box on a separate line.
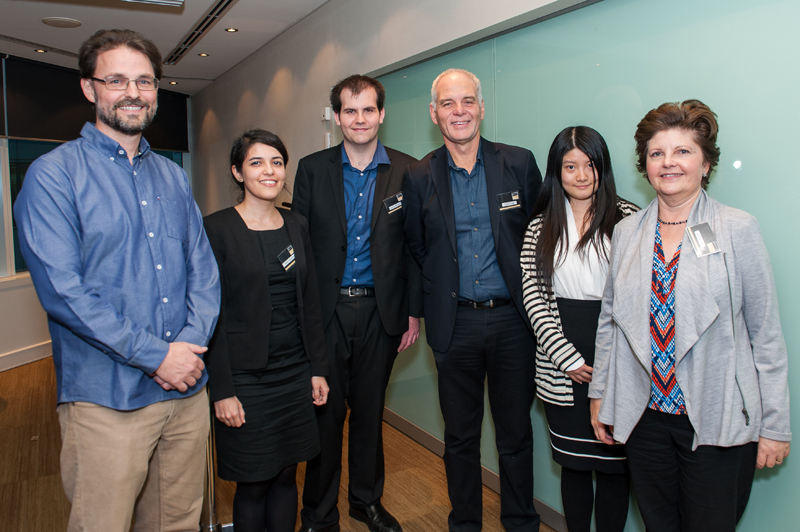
[482, 139, 503, 247]
[327, 147, 347, 236]
[281, 210, 308, 293]
[372, 163, 392, 231]
[227, 207, 269, 277]
[430, 147, 457, 256]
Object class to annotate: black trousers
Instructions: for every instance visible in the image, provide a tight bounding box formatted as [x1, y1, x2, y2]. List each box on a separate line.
[625, 409, 758, 532]
[300, 294, 399, 528]
[433, 303, 539, 532]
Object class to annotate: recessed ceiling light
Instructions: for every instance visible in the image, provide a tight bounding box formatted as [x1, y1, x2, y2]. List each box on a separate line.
[34, 49, 47, 53]
[120, 0, 185, 6]
[42, 17, 82, 28]
[225, 28, 238, 33]
[169, 81, 178, 85]
[198, 53, 209, 57]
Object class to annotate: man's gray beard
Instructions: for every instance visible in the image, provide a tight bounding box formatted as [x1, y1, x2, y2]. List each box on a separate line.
[97, 100, 158, 135]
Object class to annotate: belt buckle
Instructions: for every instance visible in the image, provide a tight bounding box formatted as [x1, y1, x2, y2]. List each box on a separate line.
[348, 286, 357, 297]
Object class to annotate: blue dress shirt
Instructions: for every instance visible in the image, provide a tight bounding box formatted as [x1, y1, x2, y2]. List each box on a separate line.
[14, 123, 220, 410]
[341, 141, 391, 288]
[448, 144, 511, 302]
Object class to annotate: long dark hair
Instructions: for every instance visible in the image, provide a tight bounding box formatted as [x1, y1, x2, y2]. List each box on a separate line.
[528, 126, 622, 292]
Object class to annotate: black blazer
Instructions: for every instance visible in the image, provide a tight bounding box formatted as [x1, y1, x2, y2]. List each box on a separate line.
[292, 143, 422, 336]
[403, 138, 542, 352]
[203, 207, 328, 403]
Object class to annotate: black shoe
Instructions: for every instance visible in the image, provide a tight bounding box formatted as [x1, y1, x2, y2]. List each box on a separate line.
[296, 525, 340, 532]
[349, 503, 402, 532]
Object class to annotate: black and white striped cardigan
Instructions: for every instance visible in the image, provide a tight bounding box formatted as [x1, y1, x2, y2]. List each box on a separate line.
[520, 198, 639, 406]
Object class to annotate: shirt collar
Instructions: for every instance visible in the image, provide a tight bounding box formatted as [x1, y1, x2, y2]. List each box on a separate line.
[80, 122, 151, 159]
[341, 140, 390, 172]
[446, 138, 483, 171]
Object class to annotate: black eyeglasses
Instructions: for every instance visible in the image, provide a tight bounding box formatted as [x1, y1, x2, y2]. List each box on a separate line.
[91, 76, 159, 91]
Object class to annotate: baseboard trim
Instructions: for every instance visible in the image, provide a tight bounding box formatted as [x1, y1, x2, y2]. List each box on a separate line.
[383, 407, 567, 532]
[0, 341, 52, 372]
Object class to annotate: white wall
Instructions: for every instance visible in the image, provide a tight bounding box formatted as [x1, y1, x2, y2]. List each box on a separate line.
[190, 0, 592, 213]
[0, 276, 51, 371]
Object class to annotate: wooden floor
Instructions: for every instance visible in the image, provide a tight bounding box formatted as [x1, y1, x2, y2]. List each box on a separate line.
[0, 359, 555, 532]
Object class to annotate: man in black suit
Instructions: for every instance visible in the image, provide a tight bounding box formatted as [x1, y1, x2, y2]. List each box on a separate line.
[403, 69, 542, 532]
[292, 75, 421, 532]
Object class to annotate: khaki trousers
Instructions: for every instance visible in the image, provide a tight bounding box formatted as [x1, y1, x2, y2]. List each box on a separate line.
[57, 388, 210, 532]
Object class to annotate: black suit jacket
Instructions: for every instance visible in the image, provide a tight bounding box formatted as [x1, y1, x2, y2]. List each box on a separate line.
[403, 138, 542, 352]
[292, 143, 422, 336]
[203, 207, 328, 402]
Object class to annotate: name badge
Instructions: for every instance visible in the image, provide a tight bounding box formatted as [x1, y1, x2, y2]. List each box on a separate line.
[686, 222, 721, 257]
[383, 192, 403, 213]
[277, 245, 296, 271]
[497, 190, 521, 211]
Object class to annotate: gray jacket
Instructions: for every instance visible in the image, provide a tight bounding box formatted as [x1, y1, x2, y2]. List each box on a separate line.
[588, 190, 791, 448]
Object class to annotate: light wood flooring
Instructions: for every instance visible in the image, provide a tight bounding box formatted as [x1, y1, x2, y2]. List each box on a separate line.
[0, 359, 555, 532]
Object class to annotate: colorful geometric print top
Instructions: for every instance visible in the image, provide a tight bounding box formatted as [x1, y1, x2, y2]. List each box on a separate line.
[648, 221, 687, 415]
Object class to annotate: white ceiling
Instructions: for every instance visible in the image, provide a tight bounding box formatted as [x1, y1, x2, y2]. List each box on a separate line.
[0, 0, 329, 95]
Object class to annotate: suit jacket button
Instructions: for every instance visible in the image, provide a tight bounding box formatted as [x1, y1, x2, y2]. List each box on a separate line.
[451, 292, 456, 298]
[341, 245, 346, 251]
[454, 257, 457, 262]
[334, 278, 340, 284]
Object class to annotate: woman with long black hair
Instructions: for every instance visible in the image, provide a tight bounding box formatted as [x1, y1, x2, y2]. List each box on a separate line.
[521, 126, 637, 532]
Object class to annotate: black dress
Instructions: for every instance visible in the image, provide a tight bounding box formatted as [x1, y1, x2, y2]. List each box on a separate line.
[214, 226, 320, 482]
[543, 298, 627, 473]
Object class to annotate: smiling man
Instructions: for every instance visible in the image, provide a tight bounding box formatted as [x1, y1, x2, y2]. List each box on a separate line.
[292, 75, 421, 532]
[14, 30, 220, 532]
[403, 69, 543, 531]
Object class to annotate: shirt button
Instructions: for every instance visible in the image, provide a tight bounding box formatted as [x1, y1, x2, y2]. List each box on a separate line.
[133, 171, 137, 176]
[352, 278, 357, 282]
[141, 200, 147, 206]
[359, 193, 363, 197]
[157, 264, 162, 270]
[118, 150, 124, 155]
[110, 157, 114, 161]
[354, 258, 358, 262]
[473, 228, 477, 231]
[356, 237, 361, 240]
[474, 254, 478, 258]
[358, 215, 362, 219]
[162, 298, 168, 303]
[165, 331, 171, 337]
[360, 173, 364, 176]
[471, 202, 474, 206]
[475, 280, 479, 284]
[149, 232, 154, 237]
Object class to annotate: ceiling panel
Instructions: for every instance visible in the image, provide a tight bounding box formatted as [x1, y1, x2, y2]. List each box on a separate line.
[0, 0, 329, 94]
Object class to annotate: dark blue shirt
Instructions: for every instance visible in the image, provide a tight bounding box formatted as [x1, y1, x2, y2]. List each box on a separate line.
[448, 144, 511, 302]
[14, 123, 220, 410]
[341, 141, 390, 287]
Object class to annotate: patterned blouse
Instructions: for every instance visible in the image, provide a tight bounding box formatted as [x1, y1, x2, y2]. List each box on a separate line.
[648, 221, 687, 415]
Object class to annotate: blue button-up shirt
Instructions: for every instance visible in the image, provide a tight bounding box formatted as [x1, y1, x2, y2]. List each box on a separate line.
[14, 123, 220, 410]
[341, 141, 390, 287]
[449, 144, 511, 302]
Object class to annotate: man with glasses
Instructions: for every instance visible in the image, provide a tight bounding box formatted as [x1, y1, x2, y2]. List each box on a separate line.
[14, 29, 220, 532]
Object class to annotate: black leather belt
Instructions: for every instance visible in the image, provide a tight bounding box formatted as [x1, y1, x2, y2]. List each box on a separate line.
[340, 287, 375, 297]
[458, 298, 510, 309]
